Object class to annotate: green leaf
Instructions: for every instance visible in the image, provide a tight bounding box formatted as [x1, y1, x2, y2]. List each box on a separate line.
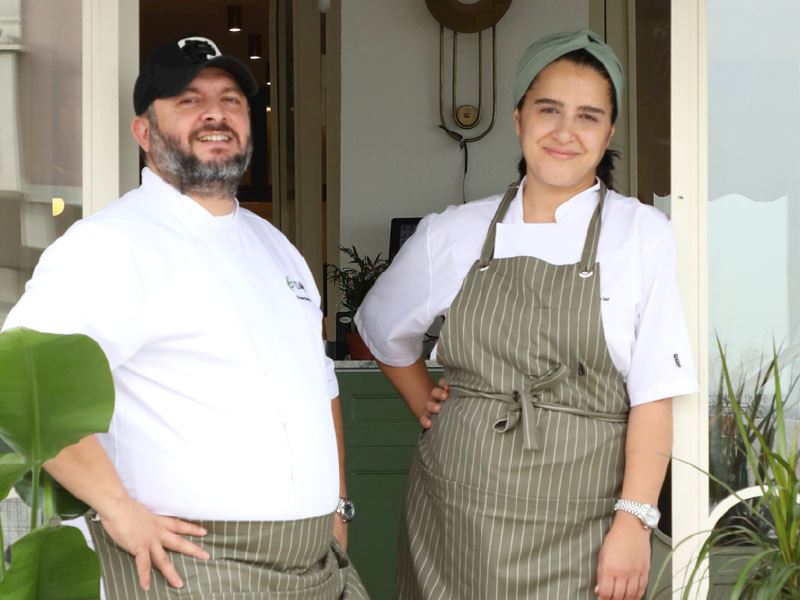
[0, 526, 101, 600]
[0, 328, 114, 465]
[0, 453, 28, 500]
[700, 339, 800, 596]
[14, 472, 90, 521]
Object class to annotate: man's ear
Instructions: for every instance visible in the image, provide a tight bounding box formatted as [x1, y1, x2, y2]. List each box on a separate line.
[513, 107, 521, 137]
[131, 115, 151, 153]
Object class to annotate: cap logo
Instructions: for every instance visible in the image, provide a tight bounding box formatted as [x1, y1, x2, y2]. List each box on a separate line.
[177, 36, 222, 63]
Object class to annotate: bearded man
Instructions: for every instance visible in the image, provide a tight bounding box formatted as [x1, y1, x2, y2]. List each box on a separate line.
[2, 37, 367, 599]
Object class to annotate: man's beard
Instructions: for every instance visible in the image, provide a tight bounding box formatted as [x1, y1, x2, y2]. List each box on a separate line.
[147, 118, 253, 199]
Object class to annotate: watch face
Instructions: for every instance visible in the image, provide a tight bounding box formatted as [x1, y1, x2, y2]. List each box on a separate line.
[644, 506, 660, 529]
[337, 499, 355, 522]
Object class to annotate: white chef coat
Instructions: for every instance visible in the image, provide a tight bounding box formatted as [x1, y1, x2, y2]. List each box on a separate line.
[355, 179, 698, 406]
[3, 168, 339, 521]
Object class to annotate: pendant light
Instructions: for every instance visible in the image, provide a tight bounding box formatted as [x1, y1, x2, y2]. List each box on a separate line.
[227, 5, 242, 32]
[248, 34, 263, 60]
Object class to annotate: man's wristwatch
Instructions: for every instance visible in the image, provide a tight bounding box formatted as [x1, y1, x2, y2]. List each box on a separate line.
[335, 497, 355, 523]
[613, 499, 660, 530]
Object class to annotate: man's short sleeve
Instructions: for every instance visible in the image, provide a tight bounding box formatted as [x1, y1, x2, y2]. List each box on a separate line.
[2, 222, 150, 369]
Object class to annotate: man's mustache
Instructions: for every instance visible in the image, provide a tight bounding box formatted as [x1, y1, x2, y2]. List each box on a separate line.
[191, 124, 240, 143]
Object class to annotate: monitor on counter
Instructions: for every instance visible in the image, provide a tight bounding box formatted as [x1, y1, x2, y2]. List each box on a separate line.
[389, 217, 422, 259]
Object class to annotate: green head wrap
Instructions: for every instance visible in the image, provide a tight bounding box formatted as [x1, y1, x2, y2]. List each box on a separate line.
[513, 29, 624, 120]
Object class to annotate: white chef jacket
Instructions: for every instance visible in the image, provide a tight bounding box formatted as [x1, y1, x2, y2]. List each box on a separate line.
[355, 179, 698, 406]
[3, 168, 340, 520]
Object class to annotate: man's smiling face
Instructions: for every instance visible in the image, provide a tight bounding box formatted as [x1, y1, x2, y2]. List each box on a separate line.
[135, 66, 253, 198]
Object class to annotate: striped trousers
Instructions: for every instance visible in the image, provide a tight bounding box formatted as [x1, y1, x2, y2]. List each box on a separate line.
[87, 513, 369, 599]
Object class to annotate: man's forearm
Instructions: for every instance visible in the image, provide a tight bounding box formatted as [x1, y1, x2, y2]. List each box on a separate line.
[330, 396, 347, 497]
[43, 434, 131, 516]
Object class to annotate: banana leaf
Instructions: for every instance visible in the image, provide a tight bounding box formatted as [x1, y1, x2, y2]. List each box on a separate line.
[0, 453, 28, 501]
[0, 328, 114, 465]
[0, 526, 101, 600]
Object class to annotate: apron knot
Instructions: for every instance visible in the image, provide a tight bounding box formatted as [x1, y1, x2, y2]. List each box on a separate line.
[493, 363, 569, 451]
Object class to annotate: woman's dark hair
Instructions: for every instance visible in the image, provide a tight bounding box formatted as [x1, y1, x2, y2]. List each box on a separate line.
[515, 48, 619, 188]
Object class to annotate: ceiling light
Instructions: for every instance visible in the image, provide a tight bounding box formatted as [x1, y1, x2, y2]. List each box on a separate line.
[248, 34, 262, 60]
[227, 5, 242, 32]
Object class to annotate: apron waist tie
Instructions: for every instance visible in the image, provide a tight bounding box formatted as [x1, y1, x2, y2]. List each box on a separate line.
[449, 364, 628, 451]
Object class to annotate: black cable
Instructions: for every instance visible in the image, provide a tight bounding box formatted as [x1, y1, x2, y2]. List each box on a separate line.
[438, 124, 470, 204]
[461, 139, 468, 204]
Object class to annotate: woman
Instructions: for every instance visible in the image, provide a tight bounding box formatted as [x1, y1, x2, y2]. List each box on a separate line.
[355, 30, 697, 600]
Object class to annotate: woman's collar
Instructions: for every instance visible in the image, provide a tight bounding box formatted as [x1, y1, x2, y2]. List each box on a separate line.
[505, 177, 602, 224]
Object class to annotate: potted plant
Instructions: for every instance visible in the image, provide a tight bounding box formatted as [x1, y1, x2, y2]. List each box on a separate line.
[0, 327, 115, 600]
[674, 340, 800, 599]
[326, 245, 389, 360]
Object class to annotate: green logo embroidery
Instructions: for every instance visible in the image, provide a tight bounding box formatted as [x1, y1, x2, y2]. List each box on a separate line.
[286, 276, 311, 301]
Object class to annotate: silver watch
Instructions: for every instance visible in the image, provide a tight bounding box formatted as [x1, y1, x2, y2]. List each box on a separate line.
[613, 499, 660, 529]
[335, 497, 355, 522]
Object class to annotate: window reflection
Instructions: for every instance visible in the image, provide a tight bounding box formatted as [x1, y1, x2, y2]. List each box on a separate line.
[0, 0, 82, 323]
[708, 0, 800, 512]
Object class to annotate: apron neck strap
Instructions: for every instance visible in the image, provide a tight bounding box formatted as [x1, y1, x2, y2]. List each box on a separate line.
[478, 180, 608, 271]
[579, 181, 607, 273]
[478, 181, 520, 268]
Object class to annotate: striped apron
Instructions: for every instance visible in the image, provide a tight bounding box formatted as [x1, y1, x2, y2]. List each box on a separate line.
[396, 182, 630, 599]
[87, 513, 369, 599]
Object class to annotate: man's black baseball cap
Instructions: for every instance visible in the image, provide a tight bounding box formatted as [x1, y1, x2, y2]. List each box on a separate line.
[134, 36, 259, 115]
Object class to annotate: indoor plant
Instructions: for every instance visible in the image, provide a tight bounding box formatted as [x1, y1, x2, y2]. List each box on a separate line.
[0, 327, 114, 599]
[326, 245, 389, 360]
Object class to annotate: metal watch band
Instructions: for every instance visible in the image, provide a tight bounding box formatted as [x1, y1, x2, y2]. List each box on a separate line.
[613, 498, 659, 529]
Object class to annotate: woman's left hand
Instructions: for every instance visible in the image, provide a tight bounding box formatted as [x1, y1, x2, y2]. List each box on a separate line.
[594, 513, 651, 600]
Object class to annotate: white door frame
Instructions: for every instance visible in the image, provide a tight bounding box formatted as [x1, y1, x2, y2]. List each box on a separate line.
[82, 0, 139, 216]
[671, 0, 709, 597]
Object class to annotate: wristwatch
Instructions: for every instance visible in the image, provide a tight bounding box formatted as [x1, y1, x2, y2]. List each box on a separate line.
[613, 499, 660, 530]
[335, 497, 356, 523]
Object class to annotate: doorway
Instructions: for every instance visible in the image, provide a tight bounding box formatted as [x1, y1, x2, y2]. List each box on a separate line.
[139, 0, 273, 222]
[137, 0, 336, 318]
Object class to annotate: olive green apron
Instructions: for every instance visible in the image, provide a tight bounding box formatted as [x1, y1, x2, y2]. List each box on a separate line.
[396, 182, 630, 599]
[88, 513, 369, 599]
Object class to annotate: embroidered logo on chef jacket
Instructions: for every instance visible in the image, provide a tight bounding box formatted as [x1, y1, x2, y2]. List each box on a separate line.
[673, 353, 682, 368]
[286, 276, 312, 302]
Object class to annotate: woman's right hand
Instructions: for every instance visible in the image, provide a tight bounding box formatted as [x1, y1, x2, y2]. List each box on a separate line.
[420, 377, 449, 429]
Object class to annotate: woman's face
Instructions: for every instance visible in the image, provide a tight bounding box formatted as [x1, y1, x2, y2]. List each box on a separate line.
[514, 59, 615, 194]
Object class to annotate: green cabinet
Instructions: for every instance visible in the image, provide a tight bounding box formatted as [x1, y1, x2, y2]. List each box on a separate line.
[337, 367, 441, 600]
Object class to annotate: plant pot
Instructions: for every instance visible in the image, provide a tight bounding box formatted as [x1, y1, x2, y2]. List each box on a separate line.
[348, 332, 374, 360]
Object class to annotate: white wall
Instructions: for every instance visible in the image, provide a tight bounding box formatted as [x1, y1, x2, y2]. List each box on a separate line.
[340, 0, 589, 257]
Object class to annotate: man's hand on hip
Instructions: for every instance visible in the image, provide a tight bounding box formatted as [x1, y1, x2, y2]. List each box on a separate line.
[99, 497, 209, 591]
